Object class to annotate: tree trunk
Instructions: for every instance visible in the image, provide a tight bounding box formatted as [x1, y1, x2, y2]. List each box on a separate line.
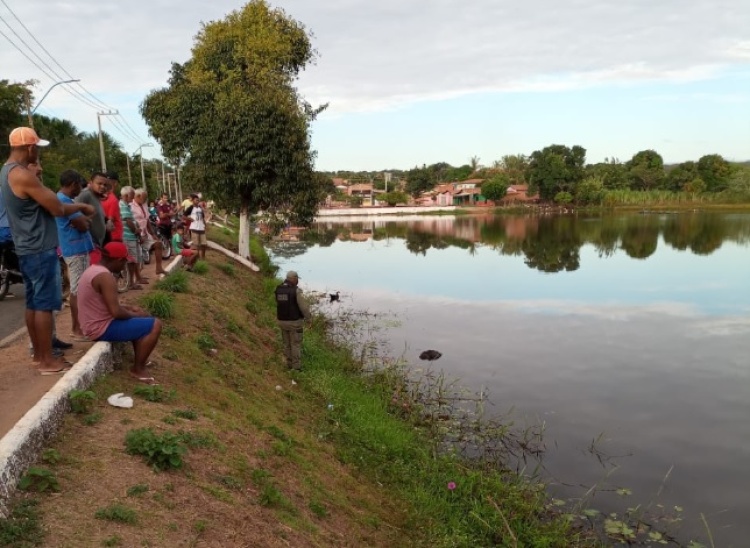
[239, 205, 251, 260]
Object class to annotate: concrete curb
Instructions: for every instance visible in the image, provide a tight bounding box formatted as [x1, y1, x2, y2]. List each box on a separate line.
[0, 326, 27, 349]
[207, 240, 260, 272]
[0, 255, 183, 517]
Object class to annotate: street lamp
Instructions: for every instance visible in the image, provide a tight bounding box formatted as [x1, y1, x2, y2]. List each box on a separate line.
[27, 79, 81, 127]
[134, 143, 154, 193]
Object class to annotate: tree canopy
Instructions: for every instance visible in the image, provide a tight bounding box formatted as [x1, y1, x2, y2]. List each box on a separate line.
[141, 0, 324, 253]
[527, 144, 586, 201]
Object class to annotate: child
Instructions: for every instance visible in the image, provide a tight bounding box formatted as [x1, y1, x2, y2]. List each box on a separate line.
[171, 223, 198, 271]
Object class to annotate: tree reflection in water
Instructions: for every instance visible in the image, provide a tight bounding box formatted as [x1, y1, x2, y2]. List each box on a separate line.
[292, 212, 750, 273]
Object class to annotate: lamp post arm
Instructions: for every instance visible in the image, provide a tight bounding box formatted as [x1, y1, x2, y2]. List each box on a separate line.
[31, 79, 80, 115]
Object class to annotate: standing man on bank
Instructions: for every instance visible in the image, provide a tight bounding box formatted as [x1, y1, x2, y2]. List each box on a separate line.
[75, 172, 108, 262]
[274, 271, 311, 370]
[56, 169, 94, 339]
[1, 127, 94, 374]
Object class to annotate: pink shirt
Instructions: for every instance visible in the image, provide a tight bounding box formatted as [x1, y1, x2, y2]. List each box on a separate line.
[131, 201, 148, 236]
[78, 264, 114, 340]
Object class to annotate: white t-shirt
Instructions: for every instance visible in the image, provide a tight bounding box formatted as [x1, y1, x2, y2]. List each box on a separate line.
[188, 205, 205, 232]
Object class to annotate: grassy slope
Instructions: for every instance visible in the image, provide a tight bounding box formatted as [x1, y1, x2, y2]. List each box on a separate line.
[1, 237, 590, 547]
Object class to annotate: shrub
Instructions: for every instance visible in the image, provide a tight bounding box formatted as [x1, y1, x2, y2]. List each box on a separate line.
[41, 448, 61, 465]
[126, 484, 149, 497]
[125, 428, 186, 471]
[554, 191, 573, 205]
[69, 389, 96, 414]
[155, 271, 189, 293]
[142, 291, 175, 319]
[18, 467, 60, 493]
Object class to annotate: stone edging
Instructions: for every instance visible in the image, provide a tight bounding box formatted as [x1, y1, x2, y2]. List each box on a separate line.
[0, 255, 183, 517]
[207, 240, 260, 272]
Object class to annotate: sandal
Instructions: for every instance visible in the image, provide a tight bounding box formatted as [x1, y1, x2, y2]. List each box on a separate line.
[130, 374, 158, 385]
[40, 366, 72, 376]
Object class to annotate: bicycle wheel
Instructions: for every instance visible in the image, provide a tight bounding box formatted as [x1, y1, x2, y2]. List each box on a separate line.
[0, 256, 9, 301]
[161, 235, 173, 260]
[116, 269, 130, 293]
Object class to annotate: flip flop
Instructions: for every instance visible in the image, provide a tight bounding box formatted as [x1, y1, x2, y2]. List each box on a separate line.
[71, 335, 91, 342]
[129, 285, 144, 291]
[137, 280, 150, 285]
[40, 366, 72, 376]
[130, 375, 158, 385]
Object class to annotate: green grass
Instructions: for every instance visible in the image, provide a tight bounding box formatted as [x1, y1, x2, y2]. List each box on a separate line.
[94, 504, 138, 525]
[141, 291, 175, 319]
[192, 260, 209, 275]
[296, 323, 581, 546]
[155, 270, 189, 293]
[0, 499, 44, 546]
[216, 263, 235, 277]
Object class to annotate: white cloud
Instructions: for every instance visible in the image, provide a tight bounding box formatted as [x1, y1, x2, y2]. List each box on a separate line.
[1, 0, 749, 136]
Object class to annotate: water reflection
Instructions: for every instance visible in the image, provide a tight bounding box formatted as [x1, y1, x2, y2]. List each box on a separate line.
[299, 212, 750, 272]
[269, 212, 750, 546]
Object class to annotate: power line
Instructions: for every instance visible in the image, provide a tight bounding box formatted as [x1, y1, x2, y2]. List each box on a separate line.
[1, 0, 149, 142]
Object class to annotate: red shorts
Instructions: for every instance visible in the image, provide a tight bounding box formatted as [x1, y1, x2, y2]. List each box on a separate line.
[180, 249, 195, 257]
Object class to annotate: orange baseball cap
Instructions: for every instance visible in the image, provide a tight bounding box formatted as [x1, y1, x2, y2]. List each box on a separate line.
[9, 127, 50, 147]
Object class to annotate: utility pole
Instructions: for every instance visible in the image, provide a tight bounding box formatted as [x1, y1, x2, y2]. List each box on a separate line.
[161, 162, 167, 195]
[126, 155, 132, 185]
[23, 89, 33, 127]
[96, 110, 118, 171]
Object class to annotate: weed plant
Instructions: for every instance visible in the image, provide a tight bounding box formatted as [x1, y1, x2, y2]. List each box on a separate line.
[94, 504, 138, 524]
[141, 291, 175, 319]
[0, 499, 44, 546]
[125, 428, 187, 471]
[18, 467, 59, 493]
[216, 263, 235, 277]
[69, 389, 96, 414]
[172, 409, 198, 420]
[195, 332, 216, 351]
[133, 384, 173, 403]
[155, 271, 189, 293]
[192, 260, 209, 275]
[126, 484, 149, 497]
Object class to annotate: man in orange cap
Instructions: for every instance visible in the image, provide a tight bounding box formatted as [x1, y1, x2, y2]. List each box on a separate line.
[1, 127, 95, 374]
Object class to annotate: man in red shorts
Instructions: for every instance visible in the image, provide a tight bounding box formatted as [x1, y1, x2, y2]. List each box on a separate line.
[77, 242, 163, 384]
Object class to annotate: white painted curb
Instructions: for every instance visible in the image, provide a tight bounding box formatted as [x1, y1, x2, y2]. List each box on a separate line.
[0, 255, 183, 517]
[207, 240, 260, 272]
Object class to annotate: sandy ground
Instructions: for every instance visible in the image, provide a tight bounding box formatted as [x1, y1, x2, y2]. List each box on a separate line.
[0, 260, 163, 438]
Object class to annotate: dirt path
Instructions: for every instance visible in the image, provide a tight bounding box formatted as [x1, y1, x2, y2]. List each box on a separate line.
[0, 261, 163, 438]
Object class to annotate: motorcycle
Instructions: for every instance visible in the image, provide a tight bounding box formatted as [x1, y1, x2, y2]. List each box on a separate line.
[0, 241, 23, 301]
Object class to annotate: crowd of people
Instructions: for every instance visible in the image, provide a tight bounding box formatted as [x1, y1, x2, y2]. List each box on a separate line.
[0, 127, 207, 382]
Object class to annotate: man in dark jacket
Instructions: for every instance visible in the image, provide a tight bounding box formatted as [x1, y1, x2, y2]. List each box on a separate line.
[274, 271, 311, 370]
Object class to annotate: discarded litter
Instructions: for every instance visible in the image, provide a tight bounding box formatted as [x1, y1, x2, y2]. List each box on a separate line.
[107, 393, 133, 409]
[275, 385, 282, 391]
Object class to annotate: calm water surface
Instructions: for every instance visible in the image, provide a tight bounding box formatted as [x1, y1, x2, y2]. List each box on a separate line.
[270, 212, 750, 546]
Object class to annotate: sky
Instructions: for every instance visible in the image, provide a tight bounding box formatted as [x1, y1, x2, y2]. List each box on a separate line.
[1, 0, 749, 171]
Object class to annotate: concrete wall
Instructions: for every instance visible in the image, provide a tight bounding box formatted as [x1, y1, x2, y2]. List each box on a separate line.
[316, 205, 457, 217]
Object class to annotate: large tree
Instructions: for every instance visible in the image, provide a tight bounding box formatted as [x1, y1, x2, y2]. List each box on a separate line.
[481, 172, 510, 202]
[141, 0, 325, 259]
[405, 165, 434, 197]
[527, 144, 586, 201]
[697, 154, 732, 192]
[0, 80, 28, 150]
[627, 150, 664, 190]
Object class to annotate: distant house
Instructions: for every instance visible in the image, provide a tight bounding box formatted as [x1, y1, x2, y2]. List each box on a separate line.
[502, 184, 537, 203]
[347, 183, 374, 206]
[434, 184, 457, 206]
[452, 187, 487, 206]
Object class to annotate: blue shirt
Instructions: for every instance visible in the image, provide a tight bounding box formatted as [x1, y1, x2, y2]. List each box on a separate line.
[0, 179, 11, 243]
[56, 192, 94, 257]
